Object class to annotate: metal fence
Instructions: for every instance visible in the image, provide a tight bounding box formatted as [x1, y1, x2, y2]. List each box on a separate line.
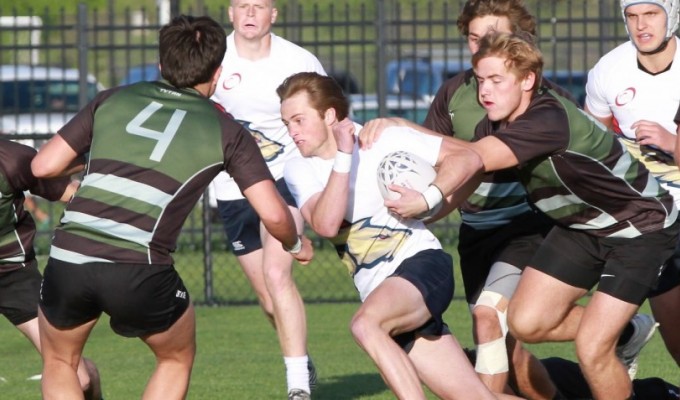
[1, 0, 631, 304]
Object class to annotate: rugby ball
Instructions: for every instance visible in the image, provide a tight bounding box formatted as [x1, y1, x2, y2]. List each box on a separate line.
[377, 150, 442, 220]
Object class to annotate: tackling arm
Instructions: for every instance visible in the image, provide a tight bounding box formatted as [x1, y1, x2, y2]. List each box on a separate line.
[243, 180, 313, 264]
[31, 135, 85, 178]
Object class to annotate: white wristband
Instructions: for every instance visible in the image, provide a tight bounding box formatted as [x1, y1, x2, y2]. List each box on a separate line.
[332, 151, 353, 173]
[283, 236, 303, 255]
[422, 184, 443, 211]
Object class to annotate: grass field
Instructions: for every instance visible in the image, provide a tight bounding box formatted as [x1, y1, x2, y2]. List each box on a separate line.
[0, 298, 676, 399]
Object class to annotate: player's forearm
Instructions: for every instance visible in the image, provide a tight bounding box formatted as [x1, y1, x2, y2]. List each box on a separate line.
[308, 172, 350, 238]
[433, 147, 484, 209]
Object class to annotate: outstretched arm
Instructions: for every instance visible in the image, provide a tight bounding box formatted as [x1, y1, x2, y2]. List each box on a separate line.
[243, 180, 313, 264]
[32, 135, 85, 178]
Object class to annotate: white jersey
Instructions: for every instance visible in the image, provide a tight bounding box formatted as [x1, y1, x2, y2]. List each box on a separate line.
[210, 32, 326, 201]
[585, 37, 680, 205]
[284, 125, 445, 301]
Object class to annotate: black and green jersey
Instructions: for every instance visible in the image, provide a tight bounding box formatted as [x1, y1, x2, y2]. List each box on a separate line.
[52, 81, 271, 264]
[425, 70, 530, 228]
[424, 70, 574, 228]
[476, 89, 677, 238]
[0, 140, 70, 271]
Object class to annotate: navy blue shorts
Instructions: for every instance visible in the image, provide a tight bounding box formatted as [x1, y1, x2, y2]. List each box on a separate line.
[0, 260, 41, 325]
[216, 178, 297, 255]
[40, 258, 190, 337]
[390, 249, 454, 352]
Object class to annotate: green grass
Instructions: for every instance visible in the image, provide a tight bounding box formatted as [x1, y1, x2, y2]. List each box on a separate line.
[0, 299, 675, 399]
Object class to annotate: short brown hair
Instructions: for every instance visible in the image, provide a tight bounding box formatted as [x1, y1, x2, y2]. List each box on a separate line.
[472, 31, 543, 92]
[158, 15, 226, 88]
[457, 0, 536, 36]
[276, 72, 350, 121]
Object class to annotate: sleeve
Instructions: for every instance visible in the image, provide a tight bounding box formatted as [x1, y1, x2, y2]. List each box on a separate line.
[423, 81, 455, 135]
[283, 157, 326, 210]
[584, 63, 613, 119]
[59, 87, 122, 155]
[489, 99, 570, 164]
[220, 117, 274, 192]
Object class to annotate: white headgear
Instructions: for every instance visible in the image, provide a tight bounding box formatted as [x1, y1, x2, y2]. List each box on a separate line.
[621, 0, 680, 40]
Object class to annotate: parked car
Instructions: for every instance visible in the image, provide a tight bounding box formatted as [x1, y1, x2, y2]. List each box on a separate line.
[386, 58, 472, 98]
[119, 63, 160, 86]
[0, 65, 104, 147]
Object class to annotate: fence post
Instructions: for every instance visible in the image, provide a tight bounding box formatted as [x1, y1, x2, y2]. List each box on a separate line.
[202, 191, 214, 305]
[376, 0, 387, 118]
[77, 3, 89, 110]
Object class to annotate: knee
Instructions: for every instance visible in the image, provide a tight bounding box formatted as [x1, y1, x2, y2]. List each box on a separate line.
[472, 305, 504, 341]
[507, 305, 545, 344]
[349, 310, 380, 346]
[574, 332, 610, 368]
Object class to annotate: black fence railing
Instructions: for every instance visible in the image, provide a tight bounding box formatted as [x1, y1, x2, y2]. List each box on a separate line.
[1, 0, 632, 304]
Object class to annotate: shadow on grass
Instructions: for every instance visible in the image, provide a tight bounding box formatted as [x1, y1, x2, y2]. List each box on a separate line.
[315, 372, 387, 399]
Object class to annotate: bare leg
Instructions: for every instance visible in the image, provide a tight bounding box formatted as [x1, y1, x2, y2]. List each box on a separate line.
[508, 336, 559, 400]
[409, 334, 507, 400]
[38, 309, 98, 400]
[260, 206, 308, 359]
[508, 267, 585, 344]
[576, 292, 637, 400]
[140, 304, 196, 400]
[17, 317, 101, 398]
[350, 276, 439, 399]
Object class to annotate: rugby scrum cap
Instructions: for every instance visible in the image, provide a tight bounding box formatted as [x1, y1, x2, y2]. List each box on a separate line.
[621, 0, 680, 40]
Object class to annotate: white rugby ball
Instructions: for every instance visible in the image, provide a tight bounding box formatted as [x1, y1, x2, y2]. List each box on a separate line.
[377, 150, 442, 220]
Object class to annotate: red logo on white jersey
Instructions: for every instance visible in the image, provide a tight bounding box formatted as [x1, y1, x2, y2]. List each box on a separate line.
[615, 87, 636, 106]
[222, 73, 242, 90]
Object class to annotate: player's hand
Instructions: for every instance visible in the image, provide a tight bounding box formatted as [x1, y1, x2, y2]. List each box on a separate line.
[292, 235, 314, 265]
[332, 118, 356, 154]
[632, 120, 675, 154]
[359, 118, 405, 150]
[383, 184, 428, 219]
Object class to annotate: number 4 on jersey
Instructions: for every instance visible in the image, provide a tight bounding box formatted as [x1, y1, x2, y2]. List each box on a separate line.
[126, 101, 187, 162]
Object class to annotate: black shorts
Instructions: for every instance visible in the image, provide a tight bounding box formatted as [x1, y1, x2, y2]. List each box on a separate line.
[0, 260, 41, 325]
[216, 178, 297, 255]
[531, 221, 680, 305]
[39, 258, 190, 338]
[457, 210, 552, 304]
[649, 238, 680, 297]
[390, 249, 454, 352]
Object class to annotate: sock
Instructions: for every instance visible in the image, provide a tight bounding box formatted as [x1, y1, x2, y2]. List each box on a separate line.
[618, 322, 635, 346]
[284, 355, 310, 393]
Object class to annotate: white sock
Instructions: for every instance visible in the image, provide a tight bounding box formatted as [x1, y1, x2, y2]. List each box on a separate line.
[284, 355, 310, 393]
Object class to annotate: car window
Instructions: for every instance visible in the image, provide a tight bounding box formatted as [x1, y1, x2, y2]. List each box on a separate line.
[0, 80, 98, 113]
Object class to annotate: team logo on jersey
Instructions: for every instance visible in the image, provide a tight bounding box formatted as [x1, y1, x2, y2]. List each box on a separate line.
[615, 87, 636, 106]
[330, 217, 411, 276]
[237, 120, 285, 162]
[222, 73, 242, 90]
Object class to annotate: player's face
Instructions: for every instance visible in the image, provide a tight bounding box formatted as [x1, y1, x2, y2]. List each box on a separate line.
[229, 0, 277, 41]
[281, 91, 332, 158]
[467, 15, 513, 54]
[475, 55, 533, 122]
[624, 3, 668, 52]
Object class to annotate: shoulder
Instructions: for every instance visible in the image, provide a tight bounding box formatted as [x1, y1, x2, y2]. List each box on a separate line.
[271, 33, 321, 60]
[592, 41, 636, 71]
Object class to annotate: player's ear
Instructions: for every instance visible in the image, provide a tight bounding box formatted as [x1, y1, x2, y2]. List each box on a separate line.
[521, 72, 536, 92]
[323, 107, 337, 125]
[271, 7, 278, 24]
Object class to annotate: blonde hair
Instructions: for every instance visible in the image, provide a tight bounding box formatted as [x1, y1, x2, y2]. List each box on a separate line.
[471, 31, 543, 91]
